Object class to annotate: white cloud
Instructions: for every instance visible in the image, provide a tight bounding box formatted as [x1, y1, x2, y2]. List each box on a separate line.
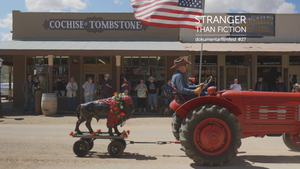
[114, 0, 123, 5]
[1, 32, 12, 41]
[25, 0, 88, 12]
[0, 13, 12, 29]
[205, 0, 296, 13]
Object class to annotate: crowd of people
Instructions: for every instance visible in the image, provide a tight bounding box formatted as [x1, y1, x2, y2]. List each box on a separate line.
[229, 76, 296, 92]
[23, 57, 300, 113]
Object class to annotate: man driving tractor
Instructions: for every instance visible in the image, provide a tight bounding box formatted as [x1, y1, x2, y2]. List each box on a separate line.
[171, 57, 204, 104]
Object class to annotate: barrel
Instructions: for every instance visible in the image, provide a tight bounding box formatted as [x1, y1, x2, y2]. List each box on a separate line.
[41, 93, 57, 116]
[35, 91, 42, 115]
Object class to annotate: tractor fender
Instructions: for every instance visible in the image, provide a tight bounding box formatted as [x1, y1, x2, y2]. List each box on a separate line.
[175, 96, 242, 118]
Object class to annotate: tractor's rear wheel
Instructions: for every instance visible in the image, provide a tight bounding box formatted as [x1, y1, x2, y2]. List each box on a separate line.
[283, 133, 300, 151]
[179, 105, 242, 166]
[172, 113, 183, 141]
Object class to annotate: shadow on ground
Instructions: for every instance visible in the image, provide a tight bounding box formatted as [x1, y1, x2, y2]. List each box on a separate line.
[189, 154, 300, 169]
[84, 152, 157, 161]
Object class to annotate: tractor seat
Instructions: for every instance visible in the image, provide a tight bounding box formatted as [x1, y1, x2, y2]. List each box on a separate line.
[173, 87, 185, 105]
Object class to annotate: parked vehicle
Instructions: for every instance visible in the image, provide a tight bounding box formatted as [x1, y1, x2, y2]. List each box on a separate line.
[170, 76, 300, 166]
[1, 83, 13, 100]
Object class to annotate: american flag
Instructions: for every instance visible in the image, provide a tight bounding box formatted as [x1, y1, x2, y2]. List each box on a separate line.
[130, 0, 203, 29]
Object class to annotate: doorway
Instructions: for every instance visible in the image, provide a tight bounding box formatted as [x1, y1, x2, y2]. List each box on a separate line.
[83, 56, 111, 100]
[226, 67, 250, 90]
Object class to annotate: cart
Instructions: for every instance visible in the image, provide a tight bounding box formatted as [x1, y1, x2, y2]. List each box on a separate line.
[72, 132, 127, 158]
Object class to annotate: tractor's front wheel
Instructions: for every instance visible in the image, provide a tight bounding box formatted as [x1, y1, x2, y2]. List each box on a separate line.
[179, 105, 242, 166]
[283, 133, 300, 151]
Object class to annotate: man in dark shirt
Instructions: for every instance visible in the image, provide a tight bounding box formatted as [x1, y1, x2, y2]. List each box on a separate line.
[147, 76, 159, 112]
[101, 74, 113, 98]
[273, 76, 287, 92]
[255, 76, 268, 91]
[171, 57, 204, 103]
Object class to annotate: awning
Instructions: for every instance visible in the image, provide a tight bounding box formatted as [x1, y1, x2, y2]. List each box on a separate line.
[182, 43, 300, 53]
[0, 40, 185, 51]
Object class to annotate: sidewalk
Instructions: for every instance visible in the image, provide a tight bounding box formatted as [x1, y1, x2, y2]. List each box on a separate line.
[1, 99, 173, 117]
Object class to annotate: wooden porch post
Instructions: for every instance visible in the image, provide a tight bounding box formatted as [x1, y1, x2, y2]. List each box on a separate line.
[116, 55, 121, 92]
[48, 55, 54, 93]
[8, 66, 12, 101]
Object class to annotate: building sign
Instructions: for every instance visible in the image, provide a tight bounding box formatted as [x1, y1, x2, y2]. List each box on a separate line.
[230, 14, 275, 37]
[43, 16, 148, 33]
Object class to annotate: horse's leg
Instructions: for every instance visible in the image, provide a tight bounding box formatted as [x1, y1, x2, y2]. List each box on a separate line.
[85, 118, 94, 134]
[113, 125, 121, 136]
[75, 118, 86, 134]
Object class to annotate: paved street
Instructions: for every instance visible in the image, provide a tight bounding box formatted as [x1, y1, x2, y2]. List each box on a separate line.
[0, 115, 300, 169]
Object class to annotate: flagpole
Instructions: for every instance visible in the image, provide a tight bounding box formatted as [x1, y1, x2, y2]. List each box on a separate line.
[198, 0, 205, 96]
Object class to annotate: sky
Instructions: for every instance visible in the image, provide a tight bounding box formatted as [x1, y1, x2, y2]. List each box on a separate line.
[0, 0, 300, 41]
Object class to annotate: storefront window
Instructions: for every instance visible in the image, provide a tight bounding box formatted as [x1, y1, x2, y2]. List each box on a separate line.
[26, 56, 49, 92]
[124, 56, 165, 96]
[97, 57, 110, 64]
[53, 56, 69, 96]
[195, 56, 217, 65]
[53, 56, 60, 66]
[83, 57, 96, 64]
[195, 56, 217, 87]
[195, 67, 218, 87]
[124, 56, 131, 66]
[289, 56, 300, 65]
[257, 67, 282, 91]
[257, 56, 281, 65]
[226, 56, 244, 65]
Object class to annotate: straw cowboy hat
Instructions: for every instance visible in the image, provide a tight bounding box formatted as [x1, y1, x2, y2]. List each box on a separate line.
[148, 76, 155, 81]
[170, 57, 191, 69]
[276, 76, 283, 81]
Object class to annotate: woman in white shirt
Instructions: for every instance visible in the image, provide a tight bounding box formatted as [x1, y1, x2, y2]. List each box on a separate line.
[66, 77, 78, 111]
[230, 79, 242, 91]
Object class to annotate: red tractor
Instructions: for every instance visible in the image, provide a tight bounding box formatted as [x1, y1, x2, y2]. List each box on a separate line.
[170, 76, 300, 166]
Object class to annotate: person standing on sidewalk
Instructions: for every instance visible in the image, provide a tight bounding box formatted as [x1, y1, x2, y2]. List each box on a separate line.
[255, 76, 268, 91]
[22, 75, 35, 111]
[161, 78, 173, 111]
[101, 74, 113, 98]
[66, 77, 78, 111]
[82, 77, 95, 103]
[147, 76, 159, 113]
[135, 79, 148, 113]
[121, 76, 132, 96]
[292, 83, 300, 93]
[273, 76, 287, 92]
[230, 79, 242, 91]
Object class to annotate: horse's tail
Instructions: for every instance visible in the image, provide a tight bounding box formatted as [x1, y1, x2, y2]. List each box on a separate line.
[76, 105, 81, 120]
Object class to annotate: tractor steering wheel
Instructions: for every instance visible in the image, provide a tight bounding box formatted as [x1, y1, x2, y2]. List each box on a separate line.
[201, 76, 213, 91]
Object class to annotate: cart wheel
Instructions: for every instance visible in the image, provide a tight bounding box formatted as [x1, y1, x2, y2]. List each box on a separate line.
[73, 140, 90, 157]
[108, 140, 124, 158]
[116, 139, 126, 149]
[83, 138, 94, 150]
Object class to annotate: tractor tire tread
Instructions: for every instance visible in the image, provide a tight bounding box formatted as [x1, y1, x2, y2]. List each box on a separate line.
[179, 104, 242, 166]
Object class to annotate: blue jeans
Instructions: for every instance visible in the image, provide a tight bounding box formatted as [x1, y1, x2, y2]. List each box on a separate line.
[84, 95, 94, 103]
[148, 94, 158, 105]
[68, 97, 76, 111]
[24, 94, 35, 110]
